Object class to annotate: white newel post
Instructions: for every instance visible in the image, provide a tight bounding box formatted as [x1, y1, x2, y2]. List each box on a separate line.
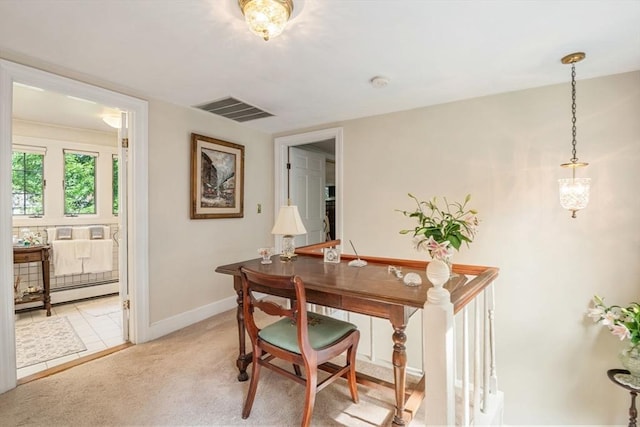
[424, 260, 455, 425]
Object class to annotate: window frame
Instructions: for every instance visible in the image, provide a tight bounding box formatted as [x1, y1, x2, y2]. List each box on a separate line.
[11, 145, 46, 217]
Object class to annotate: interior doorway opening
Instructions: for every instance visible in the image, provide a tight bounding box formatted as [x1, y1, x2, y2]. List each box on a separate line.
[274, 128, 342, 253]
[0, 59, 150, 394]
[11, 84, 128, 380]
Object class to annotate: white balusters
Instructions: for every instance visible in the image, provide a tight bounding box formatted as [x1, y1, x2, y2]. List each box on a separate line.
[424, 275, 503, 426]
[424, 260, 455, 425]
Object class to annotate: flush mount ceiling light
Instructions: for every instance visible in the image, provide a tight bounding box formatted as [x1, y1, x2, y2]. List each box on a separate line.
[238, 0, 293, 41]
[558, 52, 590, 219]
[102, 115, 122, 129]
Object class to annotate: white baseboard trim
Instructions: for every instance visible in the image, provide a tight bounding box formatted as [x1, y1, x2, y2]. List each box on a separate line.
[147, 295, 237, 341]
[15, 283, 119, 312]
[51, 283, 119, 305]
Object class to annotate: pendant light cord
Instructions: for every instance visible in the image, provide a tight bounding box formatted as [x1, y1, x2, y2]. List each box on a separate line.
[286, 146, 291, 205]
[570, 63, 578, 164]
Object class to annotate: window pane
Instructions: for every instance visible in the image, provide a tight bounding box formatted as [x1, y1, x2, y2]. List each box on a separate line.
[64, 152, 96, 215]
[112, 155, 119, 215]
[12, 151, 44, 216]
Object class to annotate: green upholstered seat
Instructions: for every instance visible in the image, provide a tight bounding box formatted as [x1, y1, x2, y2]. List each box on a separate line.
[259, 312, 357, 354]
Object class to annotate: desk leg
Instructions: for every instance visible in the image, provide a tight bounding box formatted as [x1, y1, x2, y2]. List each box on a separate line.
[391, 318, 408, 426]
[234, 277, 250, 382]
[42, 249, 51, 317]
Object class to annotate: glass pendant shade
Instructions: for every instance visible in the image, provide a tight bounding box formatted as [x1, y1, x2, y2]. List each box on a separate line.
[558, 177, 591, 218]
[239, 0, 293, 41]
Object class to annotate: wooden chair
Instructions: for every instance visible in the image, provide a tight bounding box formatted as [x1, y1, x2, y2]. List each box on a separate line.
[240, 267, 360, 427]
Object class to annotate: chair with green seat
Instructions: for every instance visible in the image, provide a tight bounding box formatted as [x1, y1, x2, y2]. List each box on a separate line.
[240, 267, 360, 427]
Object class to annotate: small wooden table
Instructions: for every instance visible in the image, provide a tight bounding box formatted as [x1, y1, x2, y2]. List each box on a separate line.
[13, 245, 51, 317]
[607, 369, 639, 427]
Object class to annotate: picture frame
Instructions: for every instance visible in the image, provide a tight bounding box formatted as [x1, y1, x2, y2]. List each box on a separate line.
[323, 247, 341, 264]
[190, 133, 244, 219]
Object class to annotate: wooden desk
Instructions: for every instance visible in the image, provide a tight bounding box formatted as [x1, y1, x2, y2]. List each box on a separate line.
[216, 252, 471, 426]
[13, 245, 51, 317]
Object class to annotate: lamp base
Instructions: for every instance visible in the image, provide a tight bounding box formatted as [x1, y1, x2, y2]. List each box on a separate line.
[279, 234, 297, 261]
[279, 253, 297, 261]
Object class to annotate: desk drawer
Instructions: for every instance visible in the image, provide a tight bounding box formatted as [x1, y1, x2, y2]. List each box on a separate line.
[14, 251, 43, 263]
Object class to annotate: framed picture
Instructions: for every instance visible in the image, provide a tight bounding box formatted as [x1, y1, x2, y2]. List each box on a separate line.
[190, 133, 244, 219]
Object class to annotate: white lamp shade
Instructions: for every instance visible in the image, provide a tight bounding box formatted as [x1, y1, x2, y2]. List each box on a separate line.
[558, 177, 591, 212]
[271, 205, 307, 236]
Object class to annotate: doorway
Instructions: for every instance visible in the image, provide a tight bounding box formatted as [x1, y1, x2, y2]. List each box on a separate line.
[0, 60, 150, 394]
[274, 128, 342, 252]
[12, 85, 127, 379]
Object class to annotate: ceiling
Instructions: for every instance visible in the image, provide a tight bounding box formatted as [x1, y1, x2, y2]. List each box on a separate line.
[1, 0, 639, 135]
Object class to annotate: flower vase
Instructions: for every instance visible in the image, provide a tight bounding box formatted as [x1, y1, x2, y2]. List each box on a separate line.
[620, 344, 640, 385]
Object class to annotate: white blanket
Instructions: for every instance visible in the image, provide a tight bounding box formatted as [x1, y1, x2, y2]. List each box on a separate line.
[83, 240, 113, 273]
[75, 239, 91, 258]
[51, 240, 83, 276]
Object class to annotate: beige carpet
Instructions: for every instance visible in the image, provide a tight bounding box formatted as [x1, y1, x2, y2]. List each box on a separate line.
[0, 308, 426, 426]
[15, 316, 86, 369]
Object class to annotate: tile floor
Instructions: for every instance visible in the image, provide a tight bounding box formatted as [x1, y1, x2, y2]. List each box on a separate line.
[15, 295, 125, 379]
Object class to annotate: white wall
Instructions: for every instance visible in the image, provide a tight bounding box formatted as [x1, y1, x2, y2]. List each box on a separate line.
[281, 71, 639, 424]
[147, 100, 273, 325]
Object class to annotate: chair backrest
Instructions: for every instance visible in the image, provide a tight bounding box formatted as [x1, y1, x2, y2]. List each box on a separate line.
[240, 267, 312, 354]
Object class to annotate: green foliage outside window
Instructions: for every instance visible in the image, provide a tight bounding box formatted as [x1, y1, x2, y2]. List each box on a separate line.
[64, 152, 96, 215]
[112, 155, 119, 215]
[12, 151, 44, 216]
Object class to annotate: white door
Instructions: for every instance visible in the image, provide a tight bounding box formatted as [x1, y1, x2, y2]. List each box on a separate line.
[117, 112, 130, 341]
[290, 147, 326, 246]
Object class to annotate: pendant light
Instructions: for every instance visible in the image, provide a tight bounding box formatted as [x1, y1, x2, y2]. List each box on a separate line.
[271, 147, 306, 260]
[558, 52, 590, 218]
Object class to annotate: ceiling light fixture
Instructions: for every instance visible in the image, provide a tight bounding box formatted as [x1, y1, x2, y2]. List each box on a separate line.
[238, 0, 293, 41]
[558, 52, 590, 219]
[102, 115, 122, 129]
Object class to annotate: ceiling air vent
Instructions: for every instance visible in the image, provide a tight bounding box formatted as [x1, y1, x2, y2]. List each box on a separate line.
[195, 97, 274, 122]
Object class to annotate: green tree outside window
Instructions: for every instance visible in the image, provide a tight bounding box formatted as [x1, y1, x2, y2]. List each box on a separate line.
[64, 152, 96, 215]
[12, 151, 44, 216]
[112, 155, 119, 215]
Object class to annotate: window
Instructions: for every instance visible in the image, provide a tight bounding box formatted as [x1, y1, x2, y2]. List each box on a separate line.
[64, 150, 97, 215]
[112, 154, 118, 215]
[12, 149, 45, 216]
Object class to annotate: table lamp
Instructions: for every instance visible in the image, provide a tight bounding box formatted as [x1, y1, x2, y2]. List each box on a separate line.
[271, 204, 307, 260]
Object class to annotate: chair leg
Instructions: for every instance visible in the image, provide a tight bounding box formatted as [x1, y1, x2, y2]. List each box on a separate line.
[301, 367, 318, 427]
[242, 348, 262, 419]
[293, 364, 302, 377]
[346, 344, 359, 403]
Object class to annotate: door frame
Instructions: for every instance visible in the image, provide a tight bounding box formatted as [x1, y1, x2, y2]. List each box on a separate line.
[0, 60, 150, 393]
[274, 127, 343, 253]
